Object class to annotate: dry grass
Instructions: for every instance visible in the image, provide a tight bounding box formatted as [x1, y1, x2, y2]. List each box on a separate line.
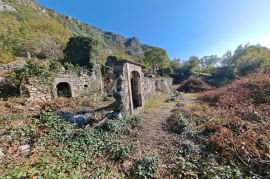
[197, 72, 270, 177]
[0, 96, 115, 118]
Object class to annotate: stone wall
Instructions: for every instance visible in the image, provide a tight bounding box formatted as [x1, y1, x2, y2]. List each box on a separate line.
[0, 59, 26, 74]
[53, 71, 103, 98]
[113, 61, 144, 116]
[21, 80, 52, 100]
[156, 77, 173, 93]
[142, 75, 156, 100]
[113, 60, 174, 117]
[22, 70, 103, 101]
[0, 77, 9, 86]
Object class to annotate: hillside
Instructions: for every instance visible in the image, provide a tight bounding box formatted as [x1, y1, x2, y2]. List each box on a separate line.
[0, 0, 152, 64]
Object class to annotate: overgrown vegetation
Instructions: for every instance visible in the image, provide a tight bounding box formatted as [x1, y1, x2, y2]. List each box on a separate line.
[64, 36, 101, 69]
[130, 155, 160, 178]
[177, 76, 213, 92]
[199, 72, 270, 177]
[166, 111, 189, 134]
[10, 59, 62, 86]
[0, 112, 142, 178]
[167, 72, 270, 178]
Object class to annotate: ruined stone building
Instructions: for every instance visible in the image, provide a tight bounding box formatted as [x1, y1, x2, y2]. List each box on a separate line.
[19, 59, 172, 117]
[112, 59, 166, 116]
[22, 70, 103, 101]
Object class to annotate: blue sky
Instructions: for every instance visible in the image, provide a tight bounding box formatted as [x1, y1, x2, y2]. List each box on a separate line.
[36, 0, 270, 60]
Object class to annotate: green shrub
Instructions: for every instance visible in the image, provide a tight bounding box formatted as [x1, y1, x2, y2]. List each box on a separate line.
[108, 141, 139, 162]
[128, 116, 142, 128]
[205, 166, 243, 179]
[131, 155, 160, 178]
[64, 36, 100, 69]
[10, 59, 62, 86]
[167, 111, 189, 134]
[172, 156, 198, 176]
[100, 118, 129, 135]
[2, 108, 142, 177]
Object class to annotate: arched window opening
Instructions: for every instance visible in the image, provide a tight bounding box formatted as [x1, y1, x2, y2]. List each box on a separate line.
[56, 82, 72, 98]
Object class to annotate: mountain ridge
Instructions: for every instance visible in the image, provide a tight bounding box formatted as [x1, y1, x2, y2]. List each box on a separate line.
[0, 0, 154, 64]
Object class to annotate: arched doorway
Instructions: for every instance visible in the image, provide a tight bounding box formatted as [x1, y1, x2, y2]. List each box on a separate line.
[56, 82, 72, 98]
[131, 71, 142, 109]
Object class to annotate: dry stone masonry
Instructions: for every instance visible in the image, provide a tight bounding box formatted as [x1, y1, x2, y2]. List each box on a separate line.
[112, 59, 172, 116]
[22, 70, 103, 101]
[17, 58, 172, 117]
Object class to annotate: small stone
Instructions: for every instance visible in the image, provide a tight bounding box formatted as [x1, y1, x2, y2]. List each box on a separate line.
[18, 145, 30, 155]
[114, 112, 122, 119]
[0, 129, 6, 136]
[170, 96, 177, 101]
[122, 160, 133, 171]
[29, 105, 41, 111]
[165, 98, 170, 103]
[0, 148, 5, 164]
[14, 105, 24, 111]
[73, 115, 88, 126]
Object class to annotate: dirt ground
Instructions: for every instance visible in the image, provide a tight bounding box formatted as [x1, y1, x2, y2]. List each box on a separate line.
[136, 93, 182, 177]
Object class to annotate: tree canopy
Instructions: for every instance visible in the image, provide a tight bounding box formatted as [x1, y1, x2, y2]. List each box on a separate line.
[170, 59, 182, 73]
[143, 48, 170, 74]
[64, 36, 101, 69]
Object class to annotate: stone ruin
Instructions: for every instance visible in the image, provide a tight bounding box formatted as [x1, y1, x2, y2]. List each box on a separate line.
[21, 70, 103, 101]
[112, 59, 172, 116]
[16, 59, 172, 117]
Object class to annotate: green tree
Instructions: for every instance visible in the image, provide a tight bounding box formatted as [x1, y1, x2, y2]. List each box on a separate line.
[235, 45, 270, 75]
[221, 44, 270, 76]
[64, 36, 101, 69]
[200, 55, 220, 73]
[182, 56, 200, 74]
[170, 58, 182, 73]
[144, 48, 170, 74]
[221, 51, 234, 67]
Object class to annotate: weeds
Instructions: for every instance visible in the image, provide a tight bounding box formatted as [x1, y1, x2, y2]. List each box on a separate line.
[169, 72, 270, 178]
[131, 155, 160, 178]
[166, 110, 189, 134]
[109, 141, 139, 162]
[1, 112, 142, 178]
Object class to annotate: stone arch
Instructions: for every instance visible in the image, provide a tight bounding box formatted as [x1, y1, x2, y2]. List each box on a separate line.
[130, 71, 142, 109]
[56, 82, 72, 98]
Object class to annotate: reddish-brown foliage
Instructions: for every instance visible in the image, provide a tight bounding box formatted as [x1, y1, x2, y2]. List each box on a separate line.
[177, 77, 213, 93]
[199, 72, 270, 176]
[199, 72, 270, 121]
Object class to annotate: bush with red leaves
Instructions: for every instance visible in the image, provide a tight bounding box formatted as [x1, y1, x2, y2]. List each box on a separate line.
[199, 72, 270, 122]
[198, 72, 270, 177]
[177, 77, 213, 93]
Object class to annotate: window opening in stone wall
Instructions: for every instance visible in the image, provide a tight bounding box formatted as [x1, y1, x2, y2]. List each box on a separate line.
[56, 82, 72, 98]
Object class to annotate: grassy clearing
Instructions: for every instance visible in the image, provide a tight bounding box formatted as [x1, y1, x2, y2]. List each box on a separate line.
[143, 93, 173, 114]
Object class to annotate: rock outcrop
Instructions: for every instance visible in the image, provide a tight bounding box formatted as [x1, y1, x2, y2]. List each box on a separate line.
[0, 0, 16, 12]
